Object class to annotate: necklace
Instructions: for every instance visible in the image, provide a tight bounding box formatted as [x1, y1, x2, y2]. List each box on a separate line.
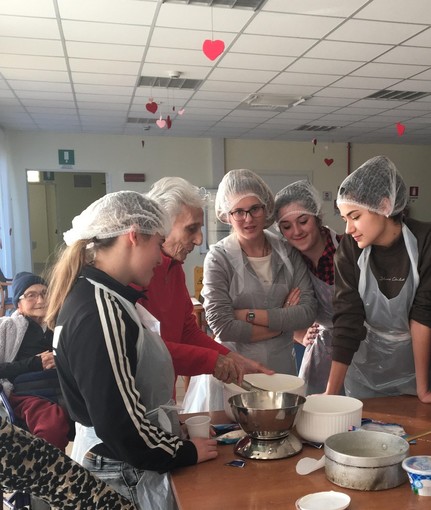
[241, 238, 270, 258]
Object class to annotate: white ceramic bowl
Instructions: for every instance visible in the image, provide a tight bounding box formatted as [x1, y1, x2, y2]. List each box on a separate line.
[223, 373, 305, 421]
[295, 395, 363, 444]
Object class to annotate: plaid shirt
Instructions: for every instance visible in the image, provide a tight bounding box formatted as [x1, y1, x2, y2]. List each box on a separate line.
[302, 227, 341, 285]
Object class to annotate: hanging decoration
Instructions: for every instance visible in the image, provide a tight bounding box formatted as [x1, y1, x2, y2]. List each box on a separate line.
[166, 115, 172, 129]
[146, 98, 158, 114]
[324, 158, 334, 167]
[202, 7, 225, 61]
[312, 138, 317, 153]
[178, 108, 185, 115]
[396, 122, 406, 136]
[156, 115, 166, 129]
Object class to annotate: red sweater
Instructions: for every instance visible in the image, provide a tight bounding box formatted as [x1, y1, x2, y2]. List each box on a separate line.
[135, 253, 229, 377]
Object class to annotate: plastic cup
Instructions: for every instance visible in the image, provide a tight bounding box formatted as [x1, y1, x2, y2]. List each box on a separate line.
[402, 456, 431, 496]
[185, 415, 211, 439]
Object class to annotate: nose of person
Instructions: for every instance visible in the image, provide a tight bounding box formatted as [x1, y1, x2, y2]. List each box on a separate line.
[345, 218, 355, 235]
[292, 223, 302, 237]
[193, 229, 203, 246]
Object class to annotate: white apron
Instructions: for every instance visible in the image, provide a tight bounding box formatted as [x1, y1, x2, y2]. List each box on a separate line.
[299, 229, 338, 395]
[71, 278, 179, 510]
[345, 224, 419, 399]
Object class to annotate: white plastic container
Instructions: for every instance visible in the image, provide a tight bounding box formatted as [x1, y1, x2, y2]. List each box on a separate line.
[402, 456, 431, 496]
[295, 394, 363, 444]
[223, 373, 305, 421]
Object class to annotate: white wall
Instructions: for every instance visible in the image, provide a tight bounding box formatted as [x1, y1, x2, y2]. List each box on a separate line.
[226, 139, 431, 233]
[5, 130, 431, 292]
[6, 131, 213, 290]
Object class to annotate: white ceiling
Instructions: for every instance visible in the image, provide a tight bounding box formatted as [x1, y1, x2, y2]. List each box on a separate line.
[1, 0, 431, 144]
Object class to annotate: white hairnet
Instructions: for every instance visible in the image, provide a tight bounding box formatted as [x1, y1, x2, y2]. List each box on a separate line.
[215, 169, 275, 227]
[274, 180, 322, 223]
[63, 191, 170, 246]
[337, 156, 407, 217]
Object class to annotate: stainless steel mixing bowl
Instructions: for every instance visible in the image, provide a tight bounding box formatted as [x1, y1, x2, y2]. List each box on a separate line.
[228, 391, 306, 440]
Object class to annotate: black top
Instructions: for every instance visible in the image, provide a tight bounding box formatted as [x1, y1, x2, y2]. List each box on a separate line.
[54, 266, 197, 472]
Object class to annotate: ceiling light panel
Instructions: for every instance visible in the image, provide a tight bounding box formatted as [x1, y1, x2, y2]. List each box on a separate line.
[162, 0, 266, 10]
[137, 75, 203, 89]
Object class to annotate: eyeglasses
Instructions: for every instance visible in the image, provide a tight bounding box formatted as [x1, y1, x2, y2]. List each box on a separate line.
[19, 290, 47, 301]
[229, 204, 266, 222]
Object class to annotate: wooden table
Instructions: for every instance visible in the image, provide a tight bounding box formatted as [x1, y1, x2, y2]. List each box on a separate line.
[171, 396, 431, 510]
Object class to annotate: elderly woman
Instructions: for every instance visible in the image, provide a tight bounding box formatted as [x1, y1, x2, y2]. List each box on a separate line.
[275, 180, 342, 395]
[325, 156, 431, 401]
[46, 191, 218, 510]
[0, 271, 71, 450]
[135, 177, 271, 389]
[184, 170, 316, 411]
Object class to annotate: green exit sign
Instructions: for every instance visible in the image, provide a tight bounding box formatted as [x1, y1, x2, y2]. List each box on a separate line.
[58, 149, 75, 165]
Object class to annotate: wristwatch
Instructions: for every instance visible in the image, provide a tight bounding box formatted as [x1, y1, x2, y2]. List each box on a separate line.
[246, 310, 256, 323]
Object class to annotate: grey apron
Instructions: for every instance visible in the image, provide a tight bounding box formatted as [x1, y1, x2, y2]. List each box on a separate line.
[220, 231, 297, 374]
[345, 224, 419, 399]
[182, 231, 298, 412]
[299, 229, 338, 395]
[71, 279, 179, 510]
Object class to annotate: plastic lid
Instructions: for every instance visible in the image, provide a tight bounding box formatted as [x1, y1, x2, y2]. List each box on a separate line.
[402, 456, 431, 475]
[295, 491, 351, 510]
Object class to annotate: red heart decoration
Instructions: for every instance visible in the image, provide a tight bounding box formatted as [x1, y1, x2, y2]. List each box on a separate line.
[202, 39, 225, 61]
[166, 115, 172, 129]
[146, 101, 158, 114]
[396, 122, 406, 136]
[324, 158, 334, 167]
[156, 118, 166, 129]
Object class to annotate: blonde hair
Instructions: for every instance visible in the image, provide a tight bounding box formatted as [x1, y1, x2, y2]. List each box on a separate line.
[45, 240, 89, 330]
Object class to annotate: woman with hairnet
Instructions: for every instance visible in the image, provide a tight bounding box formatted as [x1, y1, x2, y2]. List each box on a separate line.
[184, 169, 317, 411]
[275, 180, 342, 395]
[45, 191, 218, 510]
[325, 156, 431, 402]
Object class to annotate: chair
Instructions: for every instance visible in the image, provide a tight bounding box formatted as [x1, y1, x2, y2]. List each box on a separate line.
[0, 269, 14, 317]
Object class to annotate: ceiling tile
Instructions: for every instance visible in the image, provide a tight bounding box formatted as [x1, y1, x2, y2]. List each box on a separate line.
[156, 3, 253, 32]
[69, 58, 141, 75]
[230, 35, 317, 57]
[0, 0, 55, 17]
[59, 0, 158, 25]
[376, 46, 431, 65]
[0, 54, 66, 71]
[327, 19, 424, 44]
[0, 15, 59, 39]
[245, 12, 343, 38]
[62, 20, 151, 45]
[66, 41, 144, 61]
[263, 0, 370, 17]
[306, 41, 393, 61]
[0, 37, 63, 56]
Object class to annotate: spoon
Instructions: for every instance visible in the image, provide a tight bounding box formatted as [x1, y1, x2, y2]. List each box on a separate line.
[239, 379, 266, 392]
[404, 428, 431, 442]
[295, 455, 325, 475]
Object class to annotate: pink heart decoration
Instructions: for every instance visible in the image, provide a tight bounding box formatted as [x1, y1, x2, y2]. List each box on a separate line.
[324, 158, 334, 167]
[178, 108, 185, 115]
[166, 115, 172, 129]
[396, 122, 406, 136]
[202, 39, 225, 61]
[146, 101, 158, 114]
[156, 118, 166, 129]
